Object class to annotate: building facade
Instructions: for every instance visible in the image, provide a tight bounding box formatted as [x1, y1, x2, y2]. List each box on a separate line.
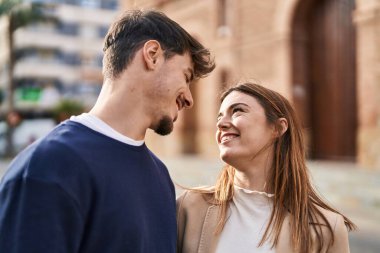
[121, 0, 380, 169]
[0, 0, 119, 116]
[0, 0, 119, 155]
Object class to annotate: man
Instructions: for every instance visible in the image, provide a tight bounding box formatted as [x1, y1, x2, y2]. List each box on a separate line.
[0, 10, 215, 253]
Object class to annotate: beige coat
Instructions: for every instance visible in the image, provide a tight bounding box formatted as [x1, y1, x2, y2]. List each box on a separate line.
[177, 190, 350, 253]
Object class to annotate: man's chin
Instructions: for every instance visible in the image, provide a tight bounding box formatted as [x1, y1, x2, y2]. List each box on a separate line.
[154, 116, 174, 136]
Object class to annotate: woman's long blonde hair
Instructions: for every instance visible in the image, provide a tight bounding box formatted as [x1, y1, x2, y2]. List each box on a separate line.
[198, 82, 356, 252]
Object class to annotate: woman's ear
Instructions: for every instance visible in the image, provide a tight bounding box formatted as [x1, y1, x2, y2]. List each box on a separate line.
[275, 118, 288, 137]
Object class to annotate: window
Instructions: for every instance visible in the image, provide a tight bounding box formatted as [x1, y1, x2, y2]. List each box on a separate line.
[217, 0, 231, 37]
[57, 22, 79, 36]
[217, 0, 227, 27]
[100, 0, 118, 10]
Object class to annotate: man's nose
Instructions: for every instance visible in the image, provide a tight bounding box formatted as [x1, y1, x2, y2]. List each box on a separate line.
[182, 89, 194, 109]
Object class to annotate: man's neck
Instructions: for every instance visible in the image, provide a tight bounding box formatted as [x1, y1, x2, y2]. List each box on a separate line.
[89, 80, 150, 140]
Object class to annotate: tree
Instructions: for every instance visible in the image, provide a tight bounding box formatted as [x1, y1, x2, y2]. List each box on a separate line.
[53, 99, 85, 124]
[0, 0, 51, 156]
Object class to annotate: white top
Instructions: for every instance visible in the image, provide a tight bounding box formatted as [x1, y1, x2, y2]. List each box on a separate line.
[215, 186, 275, 253]
[70, 113, 144, 146]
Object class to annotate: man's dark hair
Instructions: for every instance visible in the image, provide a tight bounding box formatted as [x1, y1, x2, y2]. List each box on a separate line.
[102, 10, 215, 80]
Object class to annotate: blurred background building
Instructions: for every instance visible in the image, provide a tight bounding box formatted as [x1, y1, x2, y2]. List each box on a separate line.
[0, 0, 118, 154]
[0, 0, 379, 170]
[122, 0, 380, 170]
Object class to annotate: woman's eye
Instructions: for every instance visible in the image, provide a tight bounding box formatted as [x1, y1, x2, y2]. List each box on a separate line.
[232, 107, 243, 114]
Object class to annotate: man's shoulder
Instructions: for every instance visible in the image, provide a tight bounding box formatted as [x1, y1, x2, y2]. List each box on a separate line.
[31, 122, 86, 160]
[43, 121, 93, 144]
[1, 123, 91, 185]
[145, 148, 167, 168]
[35, 120, 106, 158]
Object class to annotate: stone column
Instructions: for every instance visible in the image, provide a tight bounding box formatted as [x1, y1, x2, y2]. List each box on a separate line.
[354, 0, 380, 168]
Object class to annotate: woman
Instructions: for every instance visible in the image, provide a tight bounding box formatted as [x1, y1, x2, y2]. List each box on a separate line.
[176, 82, 356, 253]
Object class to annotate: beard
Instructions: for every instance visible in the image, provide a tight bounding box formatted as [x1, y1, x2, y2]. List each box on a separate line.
[154, 115, 174, 136]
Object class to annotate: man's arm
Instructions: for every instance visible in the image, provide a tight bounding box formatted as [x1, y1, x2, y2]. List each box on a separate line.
[0, 177, 85, 253]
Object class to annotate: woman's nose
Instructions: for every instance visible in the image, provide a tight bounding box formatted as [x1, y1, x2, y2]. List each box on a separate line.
[216, 115, 231, 129]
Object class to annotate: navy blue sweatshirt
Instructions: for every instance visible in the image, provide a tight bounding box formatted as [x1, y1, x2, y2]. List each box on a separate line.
[0, 121, 176, 253]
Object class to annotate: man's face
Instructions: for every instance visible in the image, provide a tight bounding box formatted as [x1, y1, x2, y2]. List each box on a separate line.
[147, 52, 194, 135]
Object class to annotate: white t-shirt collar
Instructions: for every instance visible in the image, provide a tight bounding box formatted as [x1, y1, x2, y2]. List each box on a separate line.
[70, 113, 144, 146]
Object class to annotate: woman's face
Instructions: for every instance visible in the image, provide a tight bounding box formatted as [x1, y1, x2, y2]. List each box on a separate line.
[216, 91, 275, 166]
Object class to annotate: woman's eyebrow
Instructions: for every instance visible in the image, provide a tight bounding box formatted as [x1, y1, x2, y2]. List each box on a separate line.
[229, 102, 249, 109]
[217, 102, 249, 119]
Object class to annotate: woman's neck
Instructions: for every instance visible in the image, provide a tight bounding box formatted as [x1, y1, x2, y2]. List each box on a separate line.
[233, 151, 273, 193]
[234, 169, 267, 192]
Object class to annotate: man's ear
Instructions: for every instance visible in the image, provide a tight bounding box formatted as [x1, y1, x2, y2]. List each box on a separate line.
[274, 118, 288, 137]
[142, 40, 163, 70]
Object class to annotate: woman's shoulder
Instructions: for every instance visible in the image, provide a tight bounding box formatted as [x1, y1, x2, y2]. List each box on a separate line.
[311, 205, 350, 252]
[176, 188, 216, 212]
[314, 205, 345, 230]
[176, 188, 219, 253]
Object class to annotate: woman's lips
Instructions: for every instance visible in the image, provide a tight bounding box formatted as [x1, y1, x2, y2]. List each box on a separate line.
[220, 133, 239, 144]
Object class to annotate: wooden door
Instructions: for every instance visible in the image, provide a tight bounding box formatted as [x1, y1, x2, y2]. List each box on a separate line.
[292, 0, 357, 160]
